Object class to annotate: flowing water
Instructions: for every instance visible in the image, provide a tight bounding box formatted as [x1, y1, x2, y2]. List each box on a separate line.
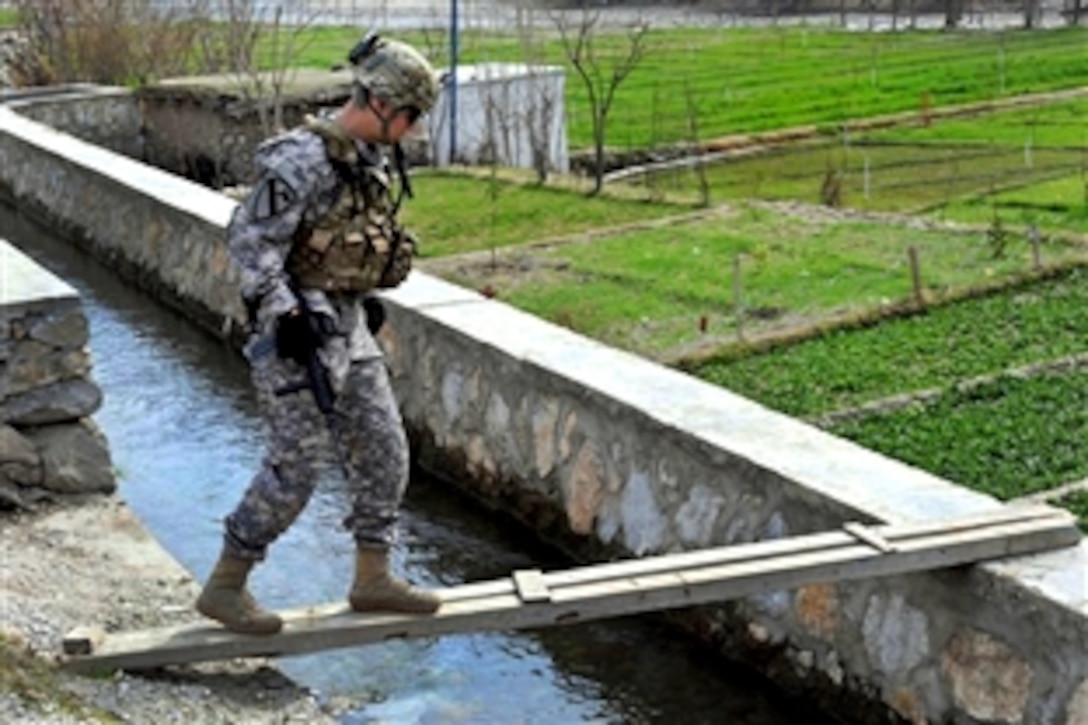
[1, 204, 837, 724]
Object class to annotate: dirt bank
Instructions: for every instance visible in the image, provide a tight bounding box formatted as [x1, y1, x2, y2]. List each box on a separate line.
[0, 495, 346, 723]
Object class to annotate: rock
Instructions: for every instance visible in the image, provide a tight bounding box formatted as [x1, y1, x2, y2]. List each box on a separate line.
[23, 419, 115, 494]
[0, 379, 103, 425]
[0, 423, 42, 485]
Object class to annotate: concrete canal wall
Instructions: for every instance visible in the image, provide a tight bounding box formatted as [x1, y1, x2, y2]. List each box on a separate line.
[0, 91, 1085, 724]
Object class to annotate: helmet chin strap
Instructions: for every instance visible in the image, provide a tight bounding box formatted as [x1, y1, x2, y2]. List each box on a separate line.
[392, 142, 413, 213]
[367, 96, 397, 141]
[358, 86, 414, 212]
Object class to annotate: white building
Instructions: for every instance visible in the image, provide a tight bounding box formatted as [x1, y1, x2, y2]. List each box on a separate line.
[428, 62, 568, 174]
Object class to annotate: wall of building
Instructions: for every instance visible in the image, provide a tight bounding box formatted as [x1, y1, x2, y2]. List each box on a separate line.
[0, 92, 1085, 725]
[0, 240, 115, 509]
[429, 63, 569, 173]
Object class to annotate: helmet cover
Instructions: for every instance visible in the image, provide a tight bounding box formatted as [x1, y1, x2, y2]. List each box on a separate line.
[350, 35, 440, 114]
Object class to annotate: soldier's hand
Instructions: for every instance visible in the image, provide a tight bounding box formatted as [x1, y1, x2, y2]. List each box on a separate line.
[275, 310, 327, 365]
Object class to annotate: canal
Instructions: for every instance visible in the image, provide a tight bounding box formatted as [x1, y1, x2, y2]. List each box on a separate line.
[1, 204, 836, 724]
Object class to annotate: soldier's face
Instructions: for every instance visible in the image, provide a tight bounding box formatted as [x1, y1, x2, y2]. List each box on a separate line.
[370, 98, 420, 144]
[385, 105, 422, 143]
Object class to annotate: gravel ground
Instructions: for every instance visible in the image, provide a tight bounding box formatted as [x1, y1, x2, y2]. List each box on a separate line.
[0, 496, 347, 724]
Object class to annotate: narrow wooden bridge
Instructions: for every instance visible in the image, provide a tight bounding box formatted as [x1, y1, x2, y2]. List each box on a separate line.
[61, 505, 1080, 674]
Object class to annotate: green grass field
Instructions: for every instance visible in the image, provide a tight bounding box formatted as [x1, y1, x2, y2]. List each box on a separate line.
[284, 24, 1088, 150]
[386, 26, 1087, 519]
[830, 370, 1088, 501]
[625, 94, 1087, 229]
[629, 140, 1077, 210]
[426, 200, 1087, 360]
[401, 172, 692, 257]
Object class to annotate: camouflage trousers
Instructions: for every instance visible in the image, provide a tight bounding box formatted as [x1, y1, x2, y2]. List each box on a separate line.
[223, 338, 409, 560]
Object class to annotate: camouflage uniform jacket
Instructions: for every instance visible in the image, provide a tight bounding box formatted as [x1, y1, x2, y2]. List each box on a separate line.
[228, 123, 398, 373]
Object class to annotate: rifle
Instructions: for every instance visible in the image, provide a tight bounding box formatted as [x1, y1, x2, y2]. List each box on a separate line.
[274, 289, 336, 421]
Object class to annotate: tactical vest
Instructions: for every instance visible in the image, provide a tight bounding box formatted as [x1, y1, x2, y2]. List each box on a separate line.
[286, 117, 415, 293]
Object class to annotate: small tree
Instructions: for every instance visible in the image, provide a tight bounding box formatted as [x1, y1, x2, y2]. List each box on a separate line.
[516, 4, 560, 185]
[682, 79, 710, 208]
[943, 0, 966, 29]
[13, 0, 210, 86]
[1068, 0, 1085, 26]
[1023, 0, 1043, 29]
[216, 0, 321, 136]
[554, 10, 649, 196]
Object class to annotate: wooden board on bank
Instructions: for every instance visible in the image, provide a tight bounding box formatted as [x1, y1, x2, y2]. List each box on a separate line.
[60, 505, 1080, 674]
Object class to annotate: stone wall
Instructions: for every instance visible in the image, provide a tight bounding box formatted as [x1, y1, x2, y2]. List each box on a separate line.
[137, 71, 355, 188]
[1, 92, 1086, 724]
[2, 85, 144, 159]
[384, 276, 1088, 724]
[135, 71, 430, 189]
[0, 241, 114, 509]
[0, 105, 244, 342]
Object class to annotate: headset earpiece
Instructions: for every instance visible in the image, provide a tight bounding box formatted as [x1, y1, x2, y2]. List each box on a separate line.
[349, 32, 381, 65]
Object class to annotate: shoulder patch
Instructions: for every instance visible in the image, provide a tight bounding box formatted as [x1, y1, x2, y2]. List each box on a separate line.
[245, 172, 299, 221]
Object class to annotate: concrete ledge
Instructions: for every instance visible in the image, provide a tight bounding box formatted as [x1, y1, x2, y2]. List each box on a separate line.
[0, 239, 76, 308]
[1, 87, 1085, 724]
[390, 282, 1006, 522]
[0, 106, 242, 336]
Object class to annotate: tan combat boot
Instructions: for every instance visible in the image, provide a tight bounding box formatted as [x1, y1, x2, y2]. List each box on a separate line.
[348, 546, 441, 614]
[195, 553, 283, 635]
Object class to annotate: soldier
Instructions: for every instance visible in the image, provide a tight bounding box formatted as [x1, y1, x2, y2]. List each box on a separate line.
[196, 35, 442, 635]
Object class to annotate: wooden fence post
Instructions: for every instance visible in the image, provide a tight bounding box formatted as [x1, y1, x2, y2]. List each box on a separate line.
[908, 246, 924, 307]
[733, 254, 744, 341]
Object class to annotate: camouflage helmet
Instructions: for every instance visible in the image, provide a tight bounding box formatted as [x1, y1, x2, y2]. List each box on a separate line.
[349, 34, 440, 115]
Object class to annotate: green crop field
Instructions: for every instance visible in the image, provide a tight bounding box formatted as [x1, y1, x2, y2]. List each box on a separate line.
[830, 370, 1088, 503]
[689, 266, 1088, 417]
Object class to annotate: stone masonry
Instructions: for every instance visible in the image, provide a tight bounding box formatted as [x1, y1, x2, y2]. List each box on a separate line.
[0, 241, 114, 509]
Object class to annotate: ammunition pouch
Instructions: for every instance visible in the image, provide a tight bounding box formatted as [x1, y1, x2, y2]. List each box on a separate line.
[286, 116, 416, 293]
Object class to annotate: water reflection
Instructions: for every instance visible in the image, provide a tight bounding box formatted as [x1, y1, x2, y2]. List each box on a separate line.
[0, 205, 833, 723]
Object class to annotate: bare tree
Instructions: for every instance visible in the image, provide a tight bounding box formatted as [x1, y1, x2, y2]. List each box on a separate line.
[943, 0, 966, 28]
[217, 0, 322, 136]
[13, 0, 210, 86]
[1070, 0, 1086, 25]
[527, 70, 561, 185]
[515, 3, 561, 184]
[1023, 0, 1043, 28]
[682, 79, 710, 208]
[553, 10, 649, 196]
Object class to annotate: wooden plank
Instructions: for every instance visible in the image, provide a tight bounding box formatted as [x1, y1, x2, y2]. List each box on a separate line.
[554, 514, 1079, 607]
[512, 569, 551, 603]
[843, 522, 897, 553]
[62, 626, 104, 656]
[60, 508, 1079, 674]
[545, 505, 1068, 588]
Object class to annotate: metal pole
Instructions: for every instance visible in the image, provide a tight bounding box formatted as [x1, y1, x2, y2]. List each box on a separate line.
[449, 0, 459, 165]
